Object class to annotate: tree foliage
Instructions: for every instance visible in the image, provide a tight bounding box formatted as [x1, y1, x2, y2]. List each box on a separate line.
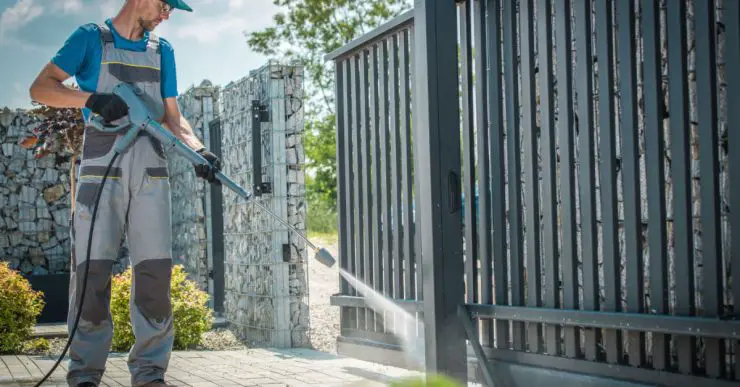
[246, 0, 412, 117]
[245, 0, 413, 230]
[303, 113, 336, 205]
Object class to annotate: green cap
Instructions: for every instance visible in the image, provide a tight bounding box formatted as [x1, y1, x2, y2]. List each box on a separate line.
[164, 0, 193, 12]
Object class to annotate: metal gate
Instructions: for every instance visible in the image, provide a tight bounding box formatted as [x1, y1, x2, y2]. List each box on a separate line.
[325, 1, 740, 385]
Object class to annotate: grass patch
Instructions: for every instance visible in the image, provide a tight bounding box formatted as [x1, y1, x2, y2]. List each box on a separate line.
[306, 198, 338, 236]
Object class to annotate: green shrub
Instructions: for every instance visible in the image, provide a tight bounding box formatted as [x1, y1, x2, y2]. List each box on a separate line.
[22, 337, 50, 354]
[110, 264, 212, 352]
[0, 262, 45, 354]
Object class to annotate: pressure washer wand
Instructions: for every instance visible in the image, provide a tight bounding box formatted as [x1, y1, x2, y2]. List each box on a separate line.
[220, 180, 337, 268]
[90, 83, 337, 268]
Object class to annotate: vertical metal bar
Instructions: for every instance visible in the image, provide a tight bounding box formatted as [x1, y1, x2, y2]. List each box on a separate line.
[520, 0, 542, 355]
[641, 0, 668, 371]
[724, 1, 740, 379]
[555, 0, 584, 357]
[413, 0, 467, 379]
[694, 0, 725, 377]
[503, 0, 525, 351]
[487, 0, 510, 350]
[410, 27, 421, 304]
[540, 0, 560, 357]
[251, 101, 263, 196]
[370, 44, 384, 333]
[342, 58, 357, 334]
[335, 59, 348, 325]
[204, 97, 215, 310]
[352, 54, 366, 335]
[410, 28, 422, 305]
[209, 118, 225, 315]
[461, 0, 479, 308]
[595, 0, 621, 365]
[574, 0, 597, 361]
[361, 49, 375, 334]
[389, 34, 403, 304]
[475, 0, 493, 348]
[400, 29, 414, 305]
[666, 0, 695, 374]
[619, 0, 644, 368]
[379, 39, 393, 334]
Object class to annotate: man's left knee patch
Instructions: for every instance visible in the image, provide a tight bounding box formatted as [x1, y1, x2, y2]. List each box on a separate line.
[133, 259, 172, 321]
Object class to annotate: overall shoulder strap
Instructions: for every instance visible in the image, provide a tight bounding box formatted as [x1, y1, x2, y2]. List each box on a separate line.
[97, 23, 114, 45]
[147, 32, 161, 54]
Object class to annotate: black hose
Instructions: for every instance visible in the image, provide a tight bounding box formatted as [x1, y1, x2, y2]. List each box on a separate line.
[34, 152, 120, 387]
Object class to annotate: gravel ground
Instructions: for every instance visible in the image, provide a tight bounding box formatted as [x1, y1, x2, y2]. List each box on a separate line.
[305, 234, 341, 354]
[193, 328, 248, 351]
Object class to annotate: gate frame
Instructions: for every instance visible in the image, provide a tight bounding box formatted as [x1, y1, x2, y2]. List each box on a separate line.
[412, 0, 467, 379]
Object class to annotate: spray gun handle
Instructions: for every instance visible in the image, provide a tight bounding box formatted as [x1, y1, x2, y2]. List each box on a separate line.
[89, 115, 143, 154]
[88, 115, 130, 133]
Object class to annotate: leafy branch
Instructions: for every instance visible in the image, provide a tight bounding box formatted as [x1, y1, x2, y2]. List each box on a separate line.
[18, 105, 84, 160]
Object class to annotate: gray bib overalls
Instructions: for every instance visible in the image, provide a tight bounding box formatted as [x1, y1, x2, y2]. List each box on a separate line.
[68, 23, 174, 387]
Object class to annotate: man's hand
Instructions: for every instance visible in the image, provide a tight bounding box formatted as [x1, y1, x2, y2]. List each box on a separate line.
[85, 93, 129, 122]
[162, 97, 220, 184]
[194, 148, 222, 184]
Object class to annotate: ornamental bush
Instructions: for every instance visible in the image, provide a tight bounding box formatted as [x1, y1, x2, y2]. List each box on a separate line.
[0, 262, 45, 354]
[110, 264, 212, 352]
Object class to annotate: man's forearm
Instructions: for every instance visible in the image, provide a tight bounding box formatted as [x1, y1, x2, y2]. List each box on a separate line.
[165, 113, 205, 151]
[29, 63, 91, 108]
[31, 76, 91, 108]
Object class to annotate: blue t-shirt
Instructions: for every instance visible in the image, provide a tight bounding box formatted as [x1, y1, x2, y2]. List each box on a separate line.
[51, 19, 178, 120]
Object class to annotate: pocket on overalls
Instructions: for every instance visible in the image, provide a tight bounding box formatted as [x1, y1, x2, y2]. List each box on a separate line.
[144, 167, 169, 180]
[82, 130, 119, 160]
[74, 165, 123, 212]
[142, 166, 170, 193]
[138, 167, 171, 225]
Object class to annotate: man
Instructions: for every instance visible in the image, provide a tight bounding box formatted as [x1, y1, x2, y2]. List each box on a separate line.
[28, 1, 221, 386]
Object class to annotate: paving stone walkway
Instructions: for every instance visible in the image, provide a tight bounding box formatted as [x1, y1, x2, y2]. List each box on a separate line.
[0, 348, 422, 387]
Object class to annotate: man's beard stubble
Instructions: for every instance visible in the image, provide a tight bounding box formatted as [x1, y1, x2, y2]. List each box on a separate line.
[138, 17, 158, 32]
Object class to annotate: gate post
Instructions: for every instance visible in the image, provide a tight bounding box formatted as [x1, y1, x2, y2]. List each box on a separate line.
[413, 0, 466, 381]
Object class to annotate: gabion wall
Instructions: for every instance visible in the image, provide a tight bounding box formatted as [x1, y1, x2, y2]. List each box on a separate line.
[0, 109, 72, 274]
[219, 62, 309, 348]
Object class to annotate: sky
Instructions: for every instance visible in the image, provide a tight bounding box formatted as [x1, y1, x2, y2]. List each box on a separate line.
[0, 0, 281, 110]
